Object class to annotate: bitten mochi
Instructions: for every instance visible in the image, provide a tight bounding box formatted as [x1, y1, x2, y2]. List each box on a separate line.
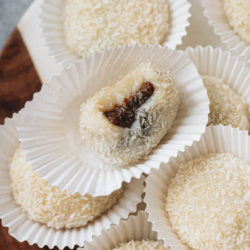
[9, 145, 123, 229]
[202, 75, 249, 131]
[112, 240, 170, 250]
[80, 62, 180, 165]
[166, 153, 250, 250]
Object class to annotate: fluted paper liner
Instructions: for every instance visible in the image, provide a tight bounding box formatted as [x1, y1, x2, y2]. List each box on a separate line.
[40, 0, 191, 68]
[17, 44, 209, 197]
[0, 115, 144, 249]
[144, 125, 250, 250]
[184, 45, 250, 132]
[202, 0, 250, 63]
[80, 211, 166, 250]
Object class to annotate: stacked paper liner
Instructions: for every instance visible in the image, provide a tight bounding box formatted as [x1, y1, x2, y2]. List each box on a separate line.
[81, 211, 161, 250]
[0, 115, 145, 249]
[40, 0, 191, 68]
[202, 0, 250, 63]
[184, 45, 250, 131]
[144, 125, 250, 249]
[16, 43, 210, 197]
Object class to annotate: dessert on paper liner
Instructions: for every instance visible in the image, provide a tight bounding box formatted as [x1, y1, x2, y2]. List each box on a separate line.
[16, 44, 210, 197]
[184, 45, 250, 132]
[144, 124, 250, 250]
[79, 211, 172, 250]
[0, 114, 144, 249]
[40, 0, 191, 68]
[202, 0, 250, 63]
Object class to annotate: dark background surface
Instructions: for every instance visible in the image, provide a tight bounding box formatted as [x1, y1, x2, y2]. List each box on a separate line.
[0, 1, 45, 248]
[0, 0, 33, 51]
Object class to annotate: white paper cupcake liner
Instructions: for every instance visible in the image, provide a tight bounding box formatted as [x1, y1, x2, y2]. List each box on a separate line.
[184, 45, 250, 131]
[144, 124, 250, 250]
[16, 44, 210, 197]
[40, 0, 191, 68]
[202, 0, 250, 63]
[80, 211, 164, 250]
[0, 114, 144, 249]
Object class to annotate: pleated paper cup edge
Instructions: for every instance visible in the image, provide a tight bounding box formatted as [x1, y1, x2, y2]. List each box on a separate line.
[80, 211, 159, 250]
[0, 116, 145, 249]
[15, 43, 161, 198]
[184, 45, 250, 132]
[144, 124, 250, 249]
[16, 43, 210, 197]
[39, 0, 191, 67]
[202, 0, 250, 63]
[1, 177, 145, 249]
[163, 0, 191, 49]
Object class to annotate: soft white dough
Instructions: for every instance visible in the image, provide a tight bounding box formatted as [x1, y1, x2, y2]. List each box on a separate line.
[80, 62, 180, 165]
[9, 145, 123, 229]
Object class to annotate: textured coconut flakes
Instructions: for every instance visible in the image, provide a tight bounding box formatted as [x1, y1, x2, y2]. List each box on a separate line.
[166, 153, 250, 250]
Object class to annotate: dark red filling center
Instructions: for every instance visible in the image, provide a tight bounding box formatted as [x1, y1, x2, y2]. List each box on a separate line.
[103, 81, 154, 128]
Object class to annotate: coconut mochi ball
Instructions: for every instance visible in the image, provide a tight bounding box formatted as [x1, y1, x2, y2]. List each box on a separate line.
[112, 240, 170, 250]
[223, 0, 250, 44]
[63, 0, 170, 56]
[9, 145, 123, 229]
[202, 75, 249, 131]
[166, 153, 250, 250]
[80, 62, 180, 165]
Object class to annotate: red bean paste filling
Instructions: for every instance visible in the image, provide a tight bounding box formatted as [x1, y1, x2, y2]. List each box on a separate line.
[104, 81, 154, 128]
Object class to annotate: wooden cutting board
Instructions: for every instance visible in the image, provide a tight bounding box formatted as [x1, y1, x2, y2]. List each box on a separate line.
[0, 28, 75, 250]
[0, 28, 42, 124]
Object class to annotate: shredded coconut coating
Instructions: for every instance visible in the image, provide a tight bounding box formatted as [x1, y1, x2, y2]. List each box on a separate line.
[202, 75, 249, 131]
[223, 0, 250, 44]
[63, 0, 170, 56]
[9, 145, 123, 229]
[112, 239, 170, 250]
[166, 153, 250, 250]
[80, 62, 180, 165]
